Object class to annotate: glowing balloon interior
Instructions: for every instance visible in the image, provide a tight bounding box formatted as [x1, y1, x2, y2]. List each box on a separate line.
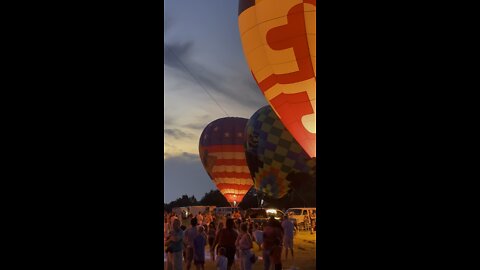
[238, 0, 316, 158]
[199, 118, 254, 205]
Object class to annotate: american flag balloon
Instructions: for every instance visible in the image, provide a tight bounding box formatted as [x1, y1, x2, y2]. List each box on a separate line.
[199, 117, 254, 206]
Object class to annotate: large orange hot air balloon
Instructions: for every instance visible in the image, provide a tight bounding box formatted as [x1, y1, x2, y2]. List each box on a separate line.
[199, 118, 254, 206]
[238, 0, 316, 158]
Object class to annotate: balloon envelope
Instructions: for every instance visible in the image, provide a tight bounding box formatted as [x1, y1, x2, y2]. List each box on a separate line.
[238, 0, 316, 158]
[199, 117, 254, 205]
[245, 106, 315, 199]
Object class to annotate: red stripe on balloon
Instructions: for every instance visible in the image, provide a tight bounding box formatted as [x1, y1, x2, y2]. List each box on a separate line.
[201, 145, 245, 152]
[304, 0, 316, 6]
[211, 172, 252, 179]
[214, 159, 248, 166]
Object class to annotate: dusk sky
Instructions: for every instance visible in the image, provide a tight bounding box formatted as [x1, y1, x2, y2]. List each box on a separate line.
[164, 1, 268, 203]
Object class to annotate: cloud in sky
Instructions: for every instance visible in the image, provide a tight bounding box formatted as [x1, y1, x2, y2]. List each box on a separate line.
[164, 0, 268, 203]
[164, 128, 195, 140]
[164, 41, 194, 70]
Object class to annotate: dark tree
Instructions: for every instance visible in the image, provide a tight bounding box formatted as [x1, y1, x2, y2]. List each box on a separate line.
[199, 189, 230, 207]
[238, 187, 260, 209]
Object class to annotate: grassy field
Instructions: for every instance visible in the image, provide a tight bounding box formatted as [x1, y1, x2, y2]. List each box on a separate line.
[164, 230, 316, 270]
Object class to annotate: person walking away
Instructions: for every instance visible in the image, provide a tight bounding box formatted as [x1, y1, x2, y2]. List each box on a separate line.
[178, 211, 183, 225]
[164, 213, 169, 237]
[215, 247, 228, 270]
[271, 218, 284, 270]
[214, 221, 224, 259]
[236, 223, 254, 270]
[310, 211, 316, 234]
[208, 223, 217, 261]
[197, 212, 204, 226]
[165, 219, 184, 270]
[281, 216, 295, 261]
[263, 217, 284, 270]
[213, 218, 238, 270]
[205, 211, 212, 226]
[236, 219, 242, 232]
[252, 223, 263, 251]
[184, 218, 199, 270]
[180, 225, 187, 262]
[233, 220, 242, 268]
[193, 225, 207, 270]
[303, 215, 310, 231]
[170, 213, 178, 233]
[248, 221, 254, 235]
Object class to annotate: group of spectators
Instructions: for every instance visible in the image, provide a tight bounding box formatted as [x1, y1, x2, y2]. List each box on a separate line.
[164, 210, 297, 270]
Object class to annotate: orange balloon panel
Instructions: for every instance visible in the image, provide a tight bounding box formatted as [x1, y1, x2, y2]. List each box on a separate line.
[238, 0, 316, 158]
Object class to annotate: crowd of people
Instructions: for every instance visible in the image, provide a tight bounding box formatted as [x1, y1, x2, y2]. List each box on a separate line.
[164, 210, 300, 270]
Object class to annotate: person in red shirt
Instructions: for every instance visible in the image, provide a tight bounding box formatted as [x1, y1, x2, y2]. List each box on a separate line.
[262, 217, 284, 270]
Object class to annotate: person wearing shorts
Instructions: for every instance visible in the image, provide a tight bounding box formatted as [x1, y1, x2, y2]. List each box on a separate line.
[281, 215, 295, 260]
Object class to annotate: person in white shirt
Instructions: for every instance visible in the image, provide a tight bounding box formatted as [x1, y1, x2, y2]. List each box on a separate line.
[235, 223, 254, 270]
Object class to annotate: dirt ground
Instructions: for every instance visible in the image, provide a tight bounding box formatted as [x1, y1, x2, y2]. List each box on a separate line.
[164, 230, 316, 270]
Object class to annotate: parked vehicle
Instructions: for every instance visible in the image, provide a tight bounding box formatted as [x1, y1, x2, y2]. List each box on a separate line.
[246, 208, 285, 225]
[285, 207, 316, 229]
[188, 206, 216, 217]
[172, 206, 216, 219]
[214, 207, 239, 216]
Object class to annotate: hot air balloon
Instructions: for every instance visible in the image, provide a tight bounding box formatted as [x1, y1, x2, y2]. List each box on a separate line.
[238, 0, 316, 158]
[245, 106, 316, 199]
[199, 117, 254, 207]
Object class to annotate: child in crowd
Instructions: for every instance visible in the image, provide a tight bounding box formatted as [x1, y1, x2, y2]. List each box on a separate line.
[215, 247, 228, 270]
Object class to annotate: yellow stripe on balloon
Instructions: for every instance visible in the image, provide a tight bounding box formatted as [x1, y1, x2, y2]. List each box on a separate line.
[218, 189, 249, 195]
[207, 152, 246, 160]
[214, 178, 254, 185]
[211, 165, 251, 174]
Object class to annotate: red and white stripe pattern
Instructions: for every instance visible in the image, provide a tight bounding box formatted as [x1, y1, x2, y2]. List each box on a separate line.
[200, 144, 253, 204]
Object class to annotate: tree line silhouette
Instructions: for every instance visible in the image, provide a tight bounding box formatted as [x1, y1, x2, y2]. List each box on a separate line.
[164, 175, 316, 212]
